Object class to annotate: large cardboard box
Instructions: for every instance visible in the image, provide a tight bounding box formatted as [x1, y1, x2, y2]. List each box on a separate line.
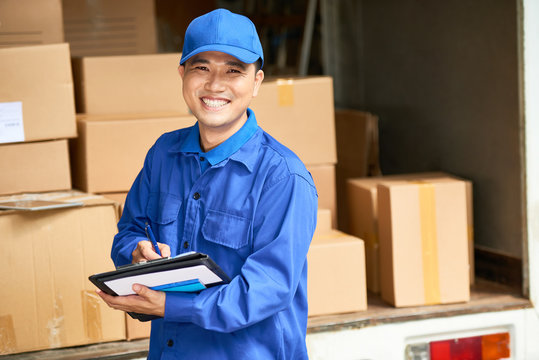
[308, 230, 367, 316]
[71, 113, 196, 193]
[72, 53, 187, 115]
[0, 44, 76, 144]
[0, 0, 64, 48]
[251, 77, 337, 166]
[0, 192, 125, 355]
[0, 140, 71, 195]
[62, 0, 157, 57]
[335, 109, 381, 231]
[307, 164, 337, 227]
[347, 173, 474, 294]
[377, 177, 470, 307]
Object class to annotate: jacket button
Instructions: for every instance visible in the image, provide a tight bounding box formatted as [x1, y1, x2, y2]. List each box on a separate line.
[183, 241, 189, 249]
[200, 156, 205, 161]
[193, 192, 201, 200]
[167, 339, 174, 347]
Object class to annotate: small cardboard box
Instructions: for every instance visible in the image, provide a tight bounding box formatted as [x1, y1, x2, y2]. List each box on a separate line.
[0, 0, 64, 48]
[378, 177, 470, 307]
[62, 0, 157, 57]
[308, 230, 367, 317]
[0, 192, 126, 355]
[347, 173, 474, 295]
[0, 44, 76, 144]
[251, 77, 337, 166]
[307, 164, 337, 227]
[70, 113, 196, 193]
[71, 53, 188, 115]
[0, 140, 71, 195]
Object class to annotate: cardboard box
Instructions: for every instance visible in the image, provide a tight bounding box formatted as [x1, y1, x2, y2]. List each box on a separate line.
[347, 173, 474, 294]
[0, 44, 77, 144]
[377, 177, 470, 307]
[307, 164, 337, 227]
[251, 77, 337, 166]
[71, 113, 196, 193]
[308, 230, 367, 316]
[0, 0, 64, 48]
[125, 316, 151, 341]
[315, 208, 332, 236]
[0, 140, 71, 195]
[72, 53, 187, 115]
[62, 0, 157, 57]
[335, 109, 381, 231]
[0, 192, 125, 355]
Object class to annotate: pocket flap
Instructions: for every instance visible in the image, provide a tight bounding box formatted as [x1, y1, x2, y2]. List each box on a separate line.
[202, 209, 251, 249]
[147, 193, 182, 224]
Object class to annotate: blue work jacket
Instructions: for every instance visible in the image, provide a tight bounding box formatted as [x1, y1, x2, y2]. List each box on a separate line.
[111, 110, 318, 359]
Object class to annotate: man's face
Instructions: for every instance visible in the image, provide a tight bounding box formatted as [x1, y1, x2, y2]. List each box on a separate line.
[179, 51, 264, 134]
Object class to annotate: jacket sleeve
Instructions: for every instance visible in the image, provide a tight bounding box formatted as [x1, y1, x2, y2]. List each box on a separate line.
[110, 145, 155, 267]
[163, 173, 318, 332]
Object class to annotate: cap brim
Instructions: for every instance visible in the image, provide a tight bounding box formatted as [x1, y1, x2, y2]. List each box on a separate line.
[180, 44, 262, 67]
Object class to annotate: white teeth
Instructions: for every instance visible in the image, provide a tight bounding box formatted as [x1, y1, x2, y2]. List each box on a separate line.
[202, 98, 228, 108]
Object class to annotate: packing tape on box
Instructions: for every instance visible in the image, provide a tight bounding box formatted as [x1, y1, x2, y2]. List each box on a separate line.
[416, 182, 441, 305]
[277, 79, 294, 107]
[82, 290, 102, 341]
[0, 315, 17, 355]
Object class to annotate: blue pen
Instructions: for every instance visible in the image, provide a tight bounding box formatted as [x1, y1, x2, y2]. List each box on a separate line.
[144, 222, 162, 256]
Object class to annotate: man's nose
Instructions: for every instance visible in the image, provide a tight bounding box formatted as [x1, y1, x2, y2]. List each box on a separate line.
[205, 72, 226, 92]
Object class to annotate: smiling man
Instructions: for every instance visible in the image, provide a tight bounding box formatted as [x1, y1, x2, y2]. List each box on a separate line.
[97, 8, 318, 360]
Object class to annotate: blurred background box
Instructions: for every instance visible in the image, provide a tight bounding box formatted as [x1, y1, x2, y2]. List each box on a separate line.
[62, 0, 157, 57]
[71, 53, 187, 115]
[250, 76, 336, 166]
[0, 0, 64, 48]
[307, 164, 336, 227]
[0, 44, 76, 143]
[0, 140, 71, 196]
[70, 113, 196, 193]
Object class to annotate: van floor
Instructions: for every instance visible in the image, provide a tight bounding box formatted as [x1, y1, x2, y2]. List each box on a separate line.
[2, 279, 530, 360]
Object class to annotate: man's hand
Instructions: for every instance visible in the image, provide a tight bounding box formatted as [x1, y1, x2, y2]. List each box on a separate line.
[96, 284, 166, 317]
[132, 240, 171, 263]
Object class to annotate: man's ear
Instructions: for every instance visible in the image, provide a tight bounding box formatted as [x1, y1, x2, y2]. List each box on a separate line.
[178, 65, 185, 79]
[252, 69, 264, 97]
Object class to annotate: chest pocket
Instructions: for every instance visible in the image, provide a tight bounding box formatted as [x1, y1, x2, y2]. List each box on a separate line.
[201, 209, 251, 249]
[147, 192, 182, 224]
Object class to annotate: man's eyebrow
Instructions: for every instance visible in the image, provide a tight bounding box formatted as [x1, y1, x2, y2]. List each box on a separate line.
[189, 58, 210, 65]
[226, 61, 247, 70]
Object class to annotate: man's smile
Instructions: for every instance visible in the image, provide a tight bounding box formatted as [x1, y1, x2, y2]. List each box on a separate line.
[201, 97, 230, 109]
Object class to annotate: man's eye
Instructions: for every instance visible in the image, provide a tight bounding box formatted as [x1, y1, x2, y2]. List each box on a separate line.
[228, 69, 241, 73]
[195, 66, 208, 71]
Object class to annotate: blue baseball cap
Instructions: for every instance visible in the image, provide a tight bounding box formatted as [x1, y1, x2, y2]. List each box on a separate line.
[180, 9, 264, 68]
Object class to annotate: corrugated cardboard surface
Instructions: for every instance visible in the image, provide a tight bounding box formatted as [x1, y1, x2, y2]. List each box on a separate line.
[0, 140, 71, 195]
[0, 192, 125, 355]
[251, 77, 337, 166]
[62, 0, 157, 57]
[307, 164, 337, 227]
[347, 173, 474, 295]
[0, 0, 64, 48]
[72, 53, 187, 114]
[70, 113, 196, 193]
[0, 43, 76, 143]
[125, 316, 151, 341]
[308, 230, 367, 317]
[377, 177, 470, 307]
[335, 109, 380, 231]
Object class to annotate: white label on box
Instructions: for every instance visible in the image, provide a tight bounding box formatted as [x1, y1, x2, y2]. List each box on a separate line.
[0, 102, 25, 144]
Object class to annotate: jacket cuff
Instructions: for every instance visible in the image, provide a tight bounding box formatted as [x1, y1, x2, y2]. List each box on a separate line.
[164, 292, 197, 322]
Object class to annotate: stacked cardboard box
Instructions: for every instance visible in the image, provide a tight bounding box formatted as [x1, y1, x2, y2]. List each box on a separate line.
[347, 173, 472, 307]
[62, 0, 157, 57]
[0, 192, 125, 355]
[308, 209, 367, 316]
[0, 43, 76, 195]
[0, 0, 64, 48]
